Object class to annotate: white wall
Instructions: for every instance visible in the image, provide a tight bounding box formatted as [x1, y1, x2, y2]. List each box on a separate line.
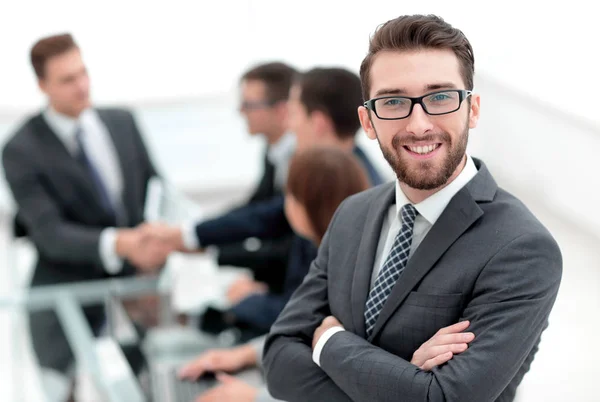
[469, 74, 600, 239]
[1, 0, 597, 126]
[1, 0, 598, 232]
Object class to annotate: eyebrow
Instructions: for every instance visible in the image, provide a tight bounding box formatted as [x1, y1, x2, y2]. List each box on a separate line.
[373, 82, 459, 97]
[425, 82, 458, 91]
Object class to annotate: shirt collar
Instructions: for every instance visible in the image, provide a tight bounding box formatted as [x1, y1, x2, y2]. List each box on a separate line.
[267, 132, 296, 166]
[43, 107, 95, 146]
[395, 155, 478, 225]
[43, 106, 80, 144]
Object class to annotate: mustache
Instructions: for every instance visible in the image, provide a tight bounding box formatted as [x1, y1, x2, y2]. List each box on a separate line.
[391, 133, 451, 148]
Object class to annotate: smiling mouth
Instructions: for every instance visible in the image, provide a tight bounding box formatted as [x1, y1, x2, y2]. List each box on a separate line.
[403, 143, 441, 155]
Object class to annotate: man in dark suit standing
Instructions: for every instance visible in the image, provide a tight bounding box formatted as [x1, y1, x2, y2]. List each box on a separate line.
[2, 33, 168, 393]
[211, 62, 298, 293]
[263, 15, 562, 402]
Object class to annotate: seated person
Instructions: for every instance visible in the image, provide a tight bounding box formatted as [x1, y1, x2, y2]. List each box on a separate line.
[142, 67, 385, 334]
[217, 68, 386, 335]
[178, 146, 370, 401]
[216, 62, 298, 293]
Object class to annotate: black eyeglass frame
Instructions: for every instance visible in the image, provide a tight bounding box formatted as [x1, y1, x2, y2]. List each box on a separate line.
[363, 89, 473, 120]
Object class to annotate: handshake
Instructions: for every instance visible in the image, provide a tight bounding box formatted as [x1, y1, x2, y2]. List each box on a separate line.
[115, 222, 192, 272]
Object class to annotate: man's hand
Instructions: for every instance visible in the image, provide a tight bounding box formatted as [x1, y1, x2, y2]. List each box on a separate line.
[137, 222, 187, 251]
[178, 345, 257, 381]
[115, 228, 173, 272]
[226, 276, 268, 304]
[313, 316, 343, 349]
[411, 320, 475, 371]
[195, 373, 258, 402]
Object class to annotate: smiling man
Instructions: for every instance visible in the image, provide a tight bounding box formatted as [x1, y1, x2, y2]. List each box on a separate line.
[262, 14, 562, 402]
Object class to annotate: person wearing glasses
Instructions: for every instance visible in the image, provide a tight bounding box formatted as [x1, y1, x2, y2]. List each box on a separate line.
[202, 62, 298, 294]
[262, 14, 562, 402]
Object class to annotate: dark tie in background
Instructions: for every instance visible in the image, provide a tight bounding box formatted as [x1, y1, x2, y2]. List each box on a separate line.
[75, 126, 117, 219]
[364, 204, 418, 337]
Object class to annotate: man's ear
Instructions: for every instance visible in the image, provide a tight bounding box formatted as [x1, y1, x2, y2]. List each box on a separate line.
[468, 93, 481, 129]
[359, 106, 377, 140]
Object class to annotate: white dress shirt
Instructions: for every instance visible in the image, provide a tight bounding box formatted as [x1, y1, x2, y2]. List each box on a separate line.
[267, 131, 296, 191]
[313, 155, 478, 366]
[181, 132, 296, 251]
[43, 107, 125, 273]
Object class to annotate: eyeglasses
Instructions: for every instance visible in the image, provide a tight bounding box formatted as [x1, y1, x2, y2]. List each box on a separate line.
[239, 100, 277, 111]
[363, 90, 472, 120]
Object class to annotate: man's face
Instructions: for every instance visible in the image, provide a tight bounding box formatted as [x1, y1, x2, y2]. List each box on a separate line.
[39, 47, 91, 117]
[239, 79, 282, 137]
[287, 84, 318, 152]
[359, 49, 480, 190]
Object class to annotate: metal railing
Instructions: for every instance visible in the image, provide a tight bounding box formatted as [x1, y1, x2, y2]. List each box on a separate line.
[0, 275, 164, 402]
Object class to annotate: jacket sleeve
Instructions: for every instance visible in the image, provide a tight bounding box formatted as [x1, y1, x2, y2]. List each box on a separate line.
[2, 139, 105, 272]
[195, 196, 290, 247]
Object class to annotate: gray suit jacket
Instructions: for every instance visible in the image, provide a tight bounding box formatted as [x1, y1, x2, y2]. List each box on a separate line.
[263, 159, 562, 402]
[2, 108, 158, 372]
[2, 108, 158, 286]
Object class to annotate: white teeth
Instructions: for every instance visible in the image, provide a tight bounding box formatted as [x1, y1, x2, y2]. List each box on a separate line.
[408, 144, 438, 154]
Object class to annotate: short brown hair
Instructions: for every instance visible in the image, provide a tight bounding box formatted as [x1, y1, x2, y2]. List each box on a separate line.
[287, 147, 370, 243]
[241, 62, 297, 104]
[360, 14, 475, 101]
[30, 33, 78, 79]
[296, 68, 363, 140]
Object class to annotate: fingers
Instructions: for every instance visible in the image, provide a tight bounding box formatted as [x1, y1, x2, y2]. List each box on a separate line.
[412, 341, 469, 368]
[323, 316, 341, 327]
[216, 372, 236, 383]
[178, 352, 221, 380]
[227, 278, 264, 303]
[411, 323, 475, 368]
[178, 358, 210, 380]
[137, 222, 182, 250]
[430, 332, 475, 347]
[435, 320, 470, 335]
[421, 351, 454, 371]
[425, 343, 469, 359]
[178, 364, 201, 380]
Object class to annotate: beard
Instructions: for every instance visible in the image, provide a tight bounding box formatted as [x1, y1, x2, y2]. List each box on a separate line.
[376, 123, 469, 190]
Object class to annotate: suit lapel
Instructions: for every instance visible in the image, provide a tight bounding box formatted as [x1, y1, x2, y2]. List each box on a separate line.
[32, 115, 107, 212]
[367, 160, 496, 342]
[350, 184, 395, 338]
[97, 109, 134, 225]
[367, 190, 483, 341]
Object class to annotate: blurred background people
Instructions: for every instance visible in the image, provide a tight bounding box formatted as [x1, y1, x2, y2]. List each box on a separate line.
[1, 33, 168, 400]
[219, 67, 385, 333]
[178, 146, 371, 402]
[215, 62, 298, 294]
[140, 67, 384, 339]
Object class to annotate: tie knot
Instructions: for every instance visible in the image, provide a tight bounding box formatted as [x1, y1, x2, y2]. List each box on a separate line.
[401, 204, 418, 226]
